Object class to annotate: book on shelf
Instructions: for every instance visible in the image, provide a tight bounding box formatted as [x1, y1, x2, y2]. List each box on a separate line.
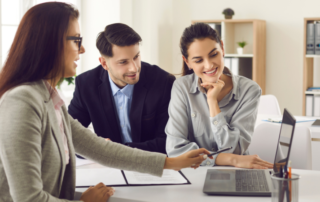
[231, 58, 239, 75]
[305, 93, 320, 117]
[224, 57, 252, 79]
[306, 22, 315, 55]
[307, 87, 320, 92]
[305, 21, 320, 55]
[306, 94, 313, 116]
[316, 23, 320, 55]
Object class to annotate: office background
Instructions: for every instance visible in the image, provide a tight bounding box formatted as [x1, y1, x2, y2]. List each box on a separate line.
[1, 0, 320, 116]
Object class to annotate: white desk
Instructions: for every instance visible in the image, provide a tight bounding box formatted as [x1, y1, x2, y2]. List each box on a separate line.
[76, 164, 320, 202]
[255, 114, 320, 171]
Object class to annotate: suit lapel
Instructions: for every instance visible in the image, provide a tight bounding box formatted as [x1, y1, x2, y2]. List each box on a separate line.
[130, 66, 148, 142]
[99, 69, 123, 143]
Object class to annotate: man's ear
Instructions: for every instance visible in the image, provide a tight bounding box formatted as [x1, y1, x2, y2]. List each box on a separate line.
[182, 56, 191, 70]
[99, 57, 109, 71]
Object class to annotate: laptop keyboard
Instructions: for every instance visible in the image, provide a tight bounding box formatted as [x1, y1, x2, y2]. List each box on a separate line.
[235, 170, 269, 192]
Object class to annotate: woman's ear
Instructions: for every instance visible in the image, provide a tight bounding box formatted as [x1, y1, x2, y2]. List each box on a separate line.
[99, 57, 109, 71]
[220, 40, 225, 57]
[182, 56, 192, 70]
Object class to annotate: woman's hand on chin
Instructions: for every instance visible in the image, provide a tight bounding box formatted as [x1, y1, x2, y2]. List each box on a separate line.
[233, 154, 273, 169]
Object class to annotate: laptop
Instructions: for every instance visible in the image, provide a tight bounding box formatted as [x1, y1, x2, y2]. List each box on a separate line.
[203, 108, 296, 196]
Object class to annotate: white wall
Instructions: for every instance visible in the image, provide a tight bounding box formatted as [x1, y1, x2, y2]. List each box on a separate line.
[128, 0, 320, 115]
[81, 0, 120, 72]
[131, 0, 173, 73]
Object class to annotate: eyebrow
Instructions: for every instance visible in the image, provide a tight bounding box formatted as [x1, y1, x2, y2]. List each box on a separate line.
[117, 51, 140, 62]
[191, 48, 217, 60]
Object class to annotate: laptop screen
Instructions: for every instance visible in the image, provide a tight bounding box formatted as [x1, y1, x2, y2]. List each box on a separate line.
[273, 108, 296, 175]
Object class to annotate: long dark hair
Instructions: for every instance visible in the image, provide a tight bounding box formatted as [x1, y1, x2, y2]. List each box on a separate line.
[179, 23, 231, 76]
[0, 2, 79, 98]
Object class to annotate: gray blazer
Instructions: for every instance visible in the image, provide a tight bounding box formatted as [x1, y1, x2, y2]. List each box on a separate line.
[0, 80, 166, 202]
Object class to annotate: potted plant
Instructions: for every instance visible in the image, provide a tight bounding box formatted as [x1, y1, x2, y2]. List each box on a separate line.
[222, 8, 234, 19]
[237, 41, 247, 54]
[57, 76, 75, 88]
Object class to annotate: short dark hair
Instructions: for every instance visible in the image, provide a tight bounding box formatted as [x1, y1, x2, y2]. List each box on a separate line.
[96, 23, 142, 57]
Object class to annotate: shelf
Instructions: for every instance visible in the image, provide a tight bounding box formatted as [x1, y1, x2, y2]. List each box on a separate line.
[303, 17, 320, 115]
[225, 54, 253, 58]
[305, 91, 320, 95]
[306, 55, 320, 58]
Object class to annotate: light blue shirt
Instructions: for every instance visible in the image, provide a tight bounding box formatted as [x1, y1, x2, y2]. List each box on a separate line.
[109, 76, 134, 144]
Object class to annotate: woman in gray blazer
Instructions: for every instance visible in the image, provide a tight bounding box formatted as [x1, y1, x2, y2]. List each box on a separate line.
[166, 23, 273, 169]
[0, 3, 211, 202]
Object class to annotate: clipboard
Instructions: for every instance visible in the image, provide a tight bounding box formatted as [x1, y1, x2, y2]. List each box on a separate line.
[76, 169, 190, 188]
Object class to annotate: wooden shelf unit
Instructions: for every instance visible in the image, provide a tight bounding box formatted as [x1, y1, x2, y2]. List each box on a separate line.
[303, 18, 320, 115]
[192, 19, 266, 94]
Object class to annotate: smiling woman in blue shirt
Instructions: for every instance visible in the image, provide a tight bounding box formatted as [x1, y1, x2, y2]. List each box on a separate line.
[165, 23, 273, 169]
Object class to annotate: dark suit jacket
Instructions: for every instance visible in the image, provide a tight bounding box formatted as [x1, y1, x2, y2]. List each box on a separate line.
[68, 62, 175, 154]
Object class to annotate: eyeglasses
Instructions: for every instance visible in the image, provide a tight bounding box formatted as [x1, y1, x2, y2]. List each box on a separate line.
[66, 36, 82, 51]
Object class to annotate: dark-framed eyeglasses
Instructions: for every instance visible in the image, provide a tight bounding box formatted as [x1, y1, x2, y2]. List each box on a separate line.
[66, 36, 82, 51]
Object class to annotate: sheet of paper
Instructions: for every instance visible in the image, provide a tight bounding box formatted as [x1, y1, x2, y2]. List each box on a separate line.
[76, 168, 126, 186]
[76, 158, 96, 167]
[263, 116, 316, 123]
[123, 170, 187, 185]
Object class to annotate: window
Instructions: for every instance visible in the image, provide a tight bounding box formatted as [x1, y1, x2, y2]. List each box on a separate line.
[0, 0, 81, 101]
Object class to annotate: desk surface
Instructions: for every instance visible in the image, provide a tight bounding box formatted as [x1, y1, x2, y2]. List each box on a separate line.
[76, 164, 320, 202]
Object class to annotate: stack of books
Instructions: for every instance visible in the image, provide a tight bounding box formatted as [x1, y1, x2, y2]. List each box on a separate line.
[305, 87, 320, 116]
[306, 21, 320, 55]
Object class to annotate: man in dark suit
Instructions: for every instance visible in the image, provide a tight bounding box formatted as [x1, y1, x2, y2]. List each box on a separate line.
[68, 23, 175, 154]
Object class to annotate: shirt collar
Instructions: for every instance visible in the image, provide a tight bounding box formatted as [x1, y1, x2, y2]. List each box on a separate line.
[189, 67, 240, 101]
[108, 75, 134, 98]
[43, 80, 65, 109]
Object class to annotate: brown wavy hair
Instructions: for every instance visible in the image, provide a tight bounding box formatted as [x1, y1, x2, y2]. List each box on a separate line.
[179, 23, 231, 76]
[0, 2, 79, 98]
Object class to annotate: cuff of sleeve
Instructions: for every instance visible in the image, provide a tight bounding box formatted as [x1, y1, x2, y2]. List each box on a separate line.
[201, 154, 218, 167]
[209, 112, 227, 132]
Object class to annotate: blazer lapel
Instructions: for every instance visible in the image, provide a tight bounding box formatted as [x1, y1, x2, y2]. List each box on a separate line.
[130, 66, 148, 142]
[99, 69, 123, 143]
[60, 106, 76, 198]
[45, 99, 66, 189]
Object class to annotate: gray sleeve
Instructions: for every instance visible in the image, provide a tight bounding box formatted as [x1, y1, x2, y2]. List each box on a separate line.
[0, 92, 77, 202]
[70, 115, 167, 177]
[165, 82, 217, 166]
[209, 85, 261, 155]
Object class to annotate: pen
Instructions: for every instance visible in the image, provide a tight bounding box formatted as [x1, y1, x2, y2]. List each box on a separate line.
[207, 147, 233, 157]
[288, 160, 292, 202]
